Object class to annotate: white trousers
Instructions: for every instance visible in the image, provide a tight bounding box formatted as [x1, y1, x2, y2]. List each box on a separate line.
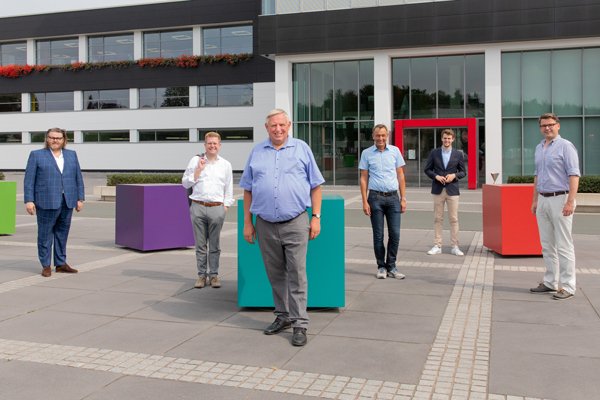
[536, 194, 576, 294]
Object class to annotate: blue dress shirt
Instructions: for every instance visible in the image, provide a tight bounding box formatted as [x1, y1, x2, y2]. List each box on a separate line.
[239, 137, 325, 222]
[534, 135, 580, 192]
[358, 144, 406, 192]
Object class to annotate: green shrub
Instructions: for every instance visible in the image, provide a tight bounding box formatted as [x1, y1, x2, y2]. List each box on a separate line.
[507, 175, 600, 193]
[0, 171, 4, 180]
[107, 173, 182, 186]
[507, 175, 534, 184]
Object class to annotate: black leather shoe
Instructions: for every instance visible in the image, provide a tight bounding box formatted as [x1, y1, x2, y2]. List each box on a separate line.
[292, 328, 307, 346]
[263, 318, 291, 335]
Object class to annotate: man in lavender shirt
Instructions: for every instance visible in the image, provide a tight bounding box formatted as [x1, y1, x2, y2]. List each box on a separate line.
[240, 109, 324, 346]
[530, 113, 580, 300]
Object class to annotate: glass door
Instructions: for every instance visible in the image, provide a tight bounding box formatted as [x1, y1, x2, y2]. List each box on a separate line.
[402, 128, 437, 187]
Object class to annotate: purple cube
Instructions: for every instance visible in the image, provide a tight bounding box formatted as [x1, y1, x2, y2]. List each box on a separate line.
[115, 184, 194, 251]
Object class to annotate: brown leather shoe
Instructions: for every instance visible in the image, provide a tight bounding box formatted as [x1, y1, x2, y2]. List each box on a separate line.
[56, 264, 78, 273]
[41, 266, 51, 277]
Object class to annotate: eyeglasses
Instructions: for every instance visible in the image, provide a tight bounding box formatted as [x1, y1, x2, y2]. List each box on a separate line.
[47, 137, 64, 141]
[539, 123, 557, 129]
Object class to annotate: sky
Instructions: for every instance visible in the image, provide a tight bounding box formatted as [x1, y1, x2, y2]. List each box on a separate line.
[0, 0, 186, 18]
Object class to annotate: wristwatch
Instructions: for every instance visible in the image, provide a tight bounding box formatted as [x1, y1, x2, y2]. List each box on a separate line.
[312, 213, 321, 219]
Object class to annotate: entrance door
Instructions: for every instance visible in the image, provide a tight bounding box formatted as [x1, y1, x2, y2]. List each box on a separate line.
[403, 128, 438, 187]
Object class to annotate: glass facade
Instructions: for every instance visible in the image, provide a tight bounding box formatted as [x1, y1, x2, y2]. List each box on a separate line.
[88, 34, 134, 62]
[1, 42, 27, 65]
[83, 89, 130, 109]
[392, 54, 485, 186]
[0, 133, 22, 143]
[31, 92, 74, 112]
[139, 87, 189, 108]
[0, 94, 22, 112]
[36, 38, 79, 65]
[203, 25, 253, 55]
[501, 48, 600, 178]
[139, 130, 189, 141]
[83, 131, 130, 142]
[144, 30, 193, 58]
[199, 84, 253, 107]
[293, 60, 374, 184]
[198, 128, 253, 141]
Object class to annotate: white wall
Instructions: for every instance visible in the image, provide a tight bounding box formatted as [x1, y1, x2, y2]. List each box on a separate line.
[0, 82, 274, 171]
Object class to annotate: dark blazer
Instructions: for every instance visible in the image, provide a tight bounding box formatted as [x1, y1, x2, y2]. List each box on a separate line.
[424, 147, 466, 196]
[24, 148, 85, 209]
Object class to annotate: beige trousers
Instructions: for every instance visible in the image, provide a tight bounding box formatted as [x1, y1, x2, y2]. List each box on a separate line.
[432, 189, 459, 247]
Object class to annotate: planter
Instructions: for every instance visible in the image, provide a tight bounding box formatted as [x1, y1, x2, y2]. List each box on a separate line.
[93, 185, 116, 201]
[577, 193, 600, 213]
[0, 181, 16, 234]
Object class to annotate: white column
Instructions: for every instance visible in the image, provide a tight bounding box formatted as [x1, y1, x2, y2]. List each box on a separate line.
[189, 128, 198, 142]
[484, 47, 503, 184]
[74, 131, 83, 144]
[79, 35, 87, 62]
[193, 26, 202, 56]
[22, 131, 31, 144]
[274, 57, 293, 116]
[373, 53, 393, 134]
[130, 129, 139, 143]
[74, 91, 83, 111]
[21, 93, 31, 112]
[134, 31, 143, 60]
[27, 39, 35, 64]
[189, 86, 199, 107]
[130, 88, 139, 109]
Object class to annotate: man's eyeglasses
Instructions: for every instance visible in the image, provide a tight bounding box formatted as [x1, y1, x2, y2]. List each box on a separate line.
[47, 137, 64, 141]
[539, 123, 557, 129]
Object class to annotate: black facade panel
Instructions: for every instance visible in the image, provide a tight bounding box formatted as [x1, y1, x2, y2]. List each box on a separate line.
[258, 0, 600, 56]
[0, 0, 260, 40]
[0, 57, 274, 93]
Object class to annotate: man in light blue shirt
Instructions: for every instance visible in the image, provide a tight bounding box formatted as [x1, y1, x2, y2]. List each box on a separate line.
[240, 109, 324, 346]
[359, 124, 407, 280]
[530, 113, 580, 300]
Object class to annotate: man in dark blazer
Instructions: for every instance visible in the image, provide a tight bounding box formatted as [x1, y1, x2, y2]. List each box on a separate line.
[424, 128, 466, 256]
[24, 128, 85, 277]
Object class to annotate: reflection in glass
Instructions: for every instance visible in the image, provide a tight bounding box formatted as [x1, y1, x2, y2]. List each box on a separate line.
[334, 61, 358, 121]
[139, 130, 189, 141]
[438, 56, 464, 118]
[522, 118, 540, 175]
[310, 63, 334, 122]
[501, 52, 521, 117]
[293, 64, 310, 122]
[84, 90, 129, 110]
[552, 49, 582, 116]
[0, 93, 22, 112]
[199, 128, 253, 141]
[334, 120, 359, 185]
[583, 48, 600, 115]
[392, 58, 410, 119]
[310, 123, 333, 183]
[466, 54, 485, 118]
[203, 25, 252, 55]
[522, 51, 551, 116]
[143, 30, 192, 58]
[411, 57, 436, 118]
[585, 118, 600, 174]
[1, 42, 27, 66]
[89, 34, 134, 62]
[557, 118, 583, 172]
[83, 131, 130, 142]
[501, 119, 522, 181]
[36, 38, 78, 65]
[0, 133, 22, 143]
[359, 60, 374, 120]
[31, 92, 74, 112]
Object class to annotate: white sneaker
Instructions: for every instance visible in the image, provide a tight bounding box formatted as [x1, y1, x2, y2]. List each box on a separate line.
[451, 246, 464, 256]
[427, 245, 442, 255]
[376, 268, 387, 279]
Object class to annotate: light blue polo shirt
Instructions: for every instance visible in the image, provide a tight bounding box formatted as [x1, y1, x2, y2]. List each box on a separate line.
[358, 144, 406, 192]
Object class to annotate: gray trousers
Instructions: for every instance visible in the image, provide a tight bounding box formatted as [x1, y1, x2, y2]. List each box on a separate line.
[190, 203, 226, 276]
[256, 213, 310, 329]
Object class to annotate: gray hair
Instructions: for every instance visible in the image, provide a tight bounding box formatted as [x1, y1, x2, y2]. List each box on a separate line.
[265, 108, 290, 123]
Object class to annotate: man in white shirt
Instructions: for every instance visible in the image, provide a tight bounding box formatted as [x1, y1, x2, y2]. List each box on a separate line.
[182, 132, 234, 289]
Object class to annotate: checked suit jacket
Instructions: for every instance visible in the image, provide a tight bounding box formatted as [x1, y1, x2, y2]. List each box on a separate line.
[424, 147, 466, 196]
[24, 148, 85, 209]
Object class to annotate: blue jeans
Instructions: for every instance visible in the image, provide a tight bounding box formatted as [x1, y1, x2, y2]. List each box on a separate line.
[368, 191, 401, 271]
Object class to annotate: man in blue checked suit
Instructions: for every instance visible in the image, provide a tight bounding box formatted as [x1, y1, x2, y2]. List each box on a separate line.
[24, 128, 85, 277]
[424, 128, 466, 257]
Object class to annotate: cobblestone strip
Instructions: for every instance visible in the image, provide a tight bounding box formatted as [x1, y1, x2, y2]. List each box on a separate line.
[494, 265, 599, 274]
[0, 252, 149, 294]
[0, 337, 418, 399]
[346, 258, 462, 270]
[413, 232, 494, 400]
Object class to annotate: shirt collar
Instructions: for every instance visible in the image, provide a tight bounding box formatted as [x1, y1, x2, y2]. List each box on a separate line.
[371, 144, 389, 152]
[265, 136, 295, 149]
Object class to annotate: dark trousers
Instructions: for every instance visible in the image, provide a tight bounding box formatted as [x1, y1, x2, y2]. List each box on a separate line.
[368, 191, 401, 271]
[36, 196, 73, 267]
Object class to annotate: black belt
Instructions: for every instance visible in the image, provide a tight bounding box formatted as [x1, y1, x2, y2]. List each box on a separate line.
[370, 190, 397, 197]
[539, 191, 569, 197]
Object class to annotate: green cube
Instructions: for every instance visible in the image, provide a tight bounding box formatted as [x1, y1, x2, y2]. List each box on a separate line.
[237, 195, 345, 308]
[0, 181, 17, 234]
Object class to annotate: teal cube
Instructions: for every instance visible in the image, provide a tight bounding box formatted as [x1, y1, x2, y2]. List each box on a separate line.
[0, 181, 17, 234]
[237, 195, 345, 308]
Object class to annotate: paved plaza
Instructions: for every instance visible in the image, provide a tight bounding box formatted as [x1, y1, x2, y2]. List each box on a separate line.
[1, 172, 599, 400]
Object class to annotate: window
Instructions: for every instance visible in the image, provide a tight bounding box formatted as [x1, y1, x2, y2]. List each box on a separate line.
[0, 94, 21, 112]
[0, 133, 22, 143]
[199, 84, 253, 107]
[139, 130, 189, 141]
[88, 34, 134, 62]
[31, 92, 74, 112]
[83, 89, 129, 109]
[143, 29, 192, 58]
[203, 25, 253, 55]
[1, 42, 27, 66]
[36, 38, 78, 65]
[139, 87, 189, 108]
[83, 131, 130, 142]
[31, 131, 74, 143]
[198, 128, 253, 141]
